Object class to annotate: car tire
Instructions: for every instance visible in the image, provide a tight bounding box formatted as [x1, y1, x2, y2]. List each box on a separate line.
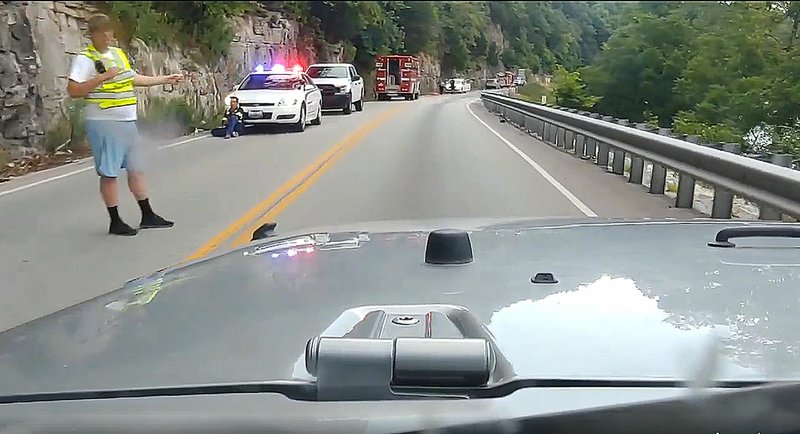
[414, 92, 419, 100]
[293, 104, 306, 132]
[343, 94, 352, 115]
[354, 93, 364, 112]
[310, 105, 321, 125]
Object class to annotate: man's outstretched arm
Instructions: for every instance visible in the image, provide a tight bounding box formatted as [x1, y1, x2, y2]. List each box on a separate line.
[134, 73, 183, 87]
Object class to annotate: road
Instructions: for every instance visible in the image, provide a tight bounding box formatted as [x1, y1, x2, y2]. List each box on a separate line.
[0, 92, 698, 332]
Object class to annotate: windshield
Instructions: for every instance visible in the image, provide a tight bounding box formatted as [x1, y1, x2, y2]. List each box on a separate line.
[306, 66, 349, 79]
[239, 74, 303, 90]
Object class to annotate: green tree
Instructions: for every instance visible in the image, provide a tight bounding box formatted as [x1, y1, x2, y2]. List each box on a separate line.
[551, 65, 600, 110]
[395, 1, 439, 55]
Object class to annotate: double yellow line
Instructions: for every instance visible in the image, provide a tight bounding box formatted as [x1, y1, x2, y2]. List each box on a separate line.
[183, 105, 407, 263]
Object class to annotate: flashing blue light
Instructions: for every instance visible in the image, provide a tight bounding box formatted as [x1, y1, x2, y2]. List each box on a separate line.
[255, 64, 265, 73]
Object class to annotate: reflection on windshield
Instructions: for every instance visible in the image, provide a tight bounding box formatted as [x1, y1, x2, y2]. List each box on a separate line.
[306, 66, 348, 79]
[240, 74, 303, 90]
[486, 275, 763, 381]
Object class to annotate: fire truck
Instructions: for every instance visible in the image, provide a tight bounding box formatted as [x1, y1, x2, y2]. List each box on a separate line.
[494, 72, 512, 88]
[374, 55, 421, 101]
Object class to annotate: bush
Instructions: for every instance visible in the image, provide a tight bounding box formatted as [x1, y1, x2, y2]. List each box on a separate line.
[137, 97, 204, 138]
[45, 100, 89, 153]
[673, 111, 744, 147]
[518, 82, 552, 104]
[551, 65, 600, 110]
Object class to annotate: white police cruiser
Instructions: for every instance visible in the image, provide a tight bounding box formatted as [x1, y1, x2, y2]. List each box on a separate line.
[224, 64, 322, 132]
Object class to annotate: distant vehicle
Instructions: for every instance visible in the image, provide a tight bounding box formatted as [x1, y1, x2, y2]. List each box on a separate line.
[494, 72, 511, 88]
[223, 64, 322, 132]
[444, 78, 470, 93]
[306, 63, 364, 115]
[485, 78, 500, 89]
[374, 55, 421, 101]
[515, 69, 527, 86]
[502, 71, 515, 87]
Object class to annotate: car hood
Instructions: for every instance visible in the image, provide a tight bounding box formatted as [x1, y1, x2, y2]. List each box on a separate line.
[230, 89, 303, 103]
[310, 77, 351, 87]
[1, 218, 799, 397]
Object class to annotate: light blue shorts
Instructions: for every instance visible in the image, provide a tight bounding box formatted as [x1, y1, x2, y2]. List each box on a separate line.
[85, 120, 144, 178]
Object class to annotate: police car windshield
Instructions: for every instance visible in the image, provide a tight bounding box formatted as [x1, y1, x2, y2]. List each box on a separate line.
[306, 66, 348, 79]
[240, 74, 303, 90]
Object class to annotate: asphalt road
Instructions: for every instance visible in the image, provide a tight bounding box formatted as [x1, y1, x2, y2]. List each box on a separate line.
[0, 92, 698, 332]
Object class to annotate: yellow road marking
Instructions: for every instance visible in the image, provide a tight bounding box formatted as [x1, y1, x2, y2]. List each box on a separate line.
[183, 105, 407, 262]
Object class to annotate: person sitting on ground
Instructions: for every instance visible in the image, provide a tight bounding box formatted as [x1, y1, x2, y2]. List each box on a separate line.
[223, 97, 245, 139]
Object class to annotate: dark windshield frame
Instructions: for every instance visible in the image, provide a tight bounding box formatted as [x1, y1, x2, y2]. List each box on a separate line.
[239, 73, 304, 90]
[306, 66, 350, 79]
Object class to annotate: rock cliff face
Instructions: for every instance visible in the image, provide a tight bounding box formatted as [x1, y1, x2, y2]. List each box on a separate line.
[0, 1, 310, 157]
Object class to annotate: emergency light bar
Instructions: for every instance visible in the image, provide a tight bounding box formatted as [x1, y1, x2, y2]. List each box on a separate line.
[271, 64, 286, 72]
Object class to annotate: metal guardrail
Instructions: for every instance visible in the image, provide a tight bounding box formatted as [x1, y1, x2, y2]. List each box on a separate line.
[480, 92, 800, 220]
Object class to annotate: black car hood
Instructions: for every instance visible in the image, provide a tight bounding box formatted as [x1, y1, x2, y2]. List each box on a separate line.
[1, 218, 800, 397]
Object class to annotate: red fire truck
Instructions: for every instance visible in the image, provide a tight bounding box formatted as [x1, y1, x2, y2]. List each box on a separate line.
[374, 55, 421, 101]
[495, 71, 515, 88]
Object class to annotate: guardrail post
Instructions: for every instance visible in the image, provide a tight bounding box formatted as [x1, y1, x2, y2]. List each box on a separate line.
[628, 156, 644, 184]
[585, 113, 601, 160]
[523, 115, 534, 135]
[648, 127, 672, 194]
[547, 123, 556, 144]
[711, 143, 741, 219]
[574, 133, 586, 157]
[759, 153, 793, 220]
[610, 119, 630, 175]
[564, 129, 575, 152]
[675, 135, 700, 209]
[627, 124, 652, 184]
[596, 116, 614, 168]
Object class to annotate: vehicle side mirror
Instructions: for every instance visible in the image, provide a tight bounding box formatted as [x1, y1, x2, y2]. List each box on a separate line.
[304, 84, 316, 91]
[352, 75, 361, 82]
[232, 84, 240, 91]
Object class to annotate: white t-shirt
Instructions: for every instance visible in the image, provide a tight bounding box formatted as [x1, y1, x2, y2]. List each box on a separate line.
[68, 50, 138, 121]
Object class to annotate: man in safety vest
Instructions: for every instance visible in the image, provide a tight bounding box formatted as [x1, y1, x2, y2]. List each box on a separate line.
[67, 14, 183, 236]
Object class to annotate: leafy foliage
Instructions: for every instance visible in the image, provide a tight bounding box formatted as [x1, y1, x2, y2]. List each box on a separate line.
[551, 65, 599, 110]
[102, 1, 252, 61]
[267, 1, 617, 75]
[579, 1, 800, 157]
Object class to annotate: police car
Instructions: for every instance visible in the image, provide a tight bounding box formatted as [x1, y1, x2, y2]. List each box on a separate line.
[224, 65, 322, 132]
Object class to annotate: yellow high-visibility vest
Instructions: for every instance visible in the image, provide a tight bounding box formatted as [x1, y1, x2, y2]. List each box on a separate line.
[80, 44, 137, 109]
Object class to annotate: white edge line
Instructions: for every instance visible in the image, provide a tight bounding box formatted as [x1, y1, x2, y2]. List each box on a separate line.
[0, 133, 211, 198]
[0, 166, 94, 197]
[466, 101, 598, 217]
[158, 133, 210, 149]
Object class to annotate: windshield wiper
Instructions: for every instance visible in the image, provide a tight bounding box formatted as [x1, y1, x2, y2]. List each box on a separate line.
[0, 381, 316, 405]
[0, 336, 789, 405]
[0, 377, 785, 406]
